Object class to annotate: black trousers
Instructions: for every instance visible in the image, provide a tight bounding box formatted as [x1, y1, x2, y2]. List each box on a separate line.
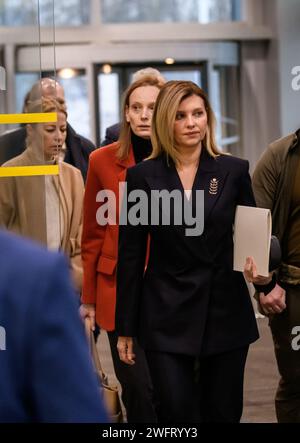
[145, 346, 249, 423]
[107, 331, 157, 423]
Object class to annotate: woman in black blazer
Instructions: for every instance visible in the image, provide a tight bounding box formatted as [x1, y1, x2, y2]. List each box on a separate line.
[116, 81, 259, 422]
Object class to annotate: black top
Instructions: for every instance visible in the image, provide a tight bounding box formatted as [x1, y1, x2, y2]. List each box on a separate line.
[131, 131, 152, 164]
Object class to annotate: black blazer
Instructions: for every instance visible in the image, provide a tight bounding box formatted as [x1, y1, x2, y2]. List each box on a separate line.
[116, 150, 259, 356]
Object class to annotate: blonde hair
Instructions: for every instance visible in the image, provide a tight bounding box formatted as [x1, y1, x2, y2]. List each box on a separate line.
[117, 75, 165, 160]
[150, 80, 221, 166]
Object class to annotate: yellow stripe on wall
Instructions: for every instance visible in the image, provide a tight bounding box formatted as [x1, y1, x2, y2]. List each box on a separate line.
[0, 165, 59, 177]
[0, 113, 57, 124]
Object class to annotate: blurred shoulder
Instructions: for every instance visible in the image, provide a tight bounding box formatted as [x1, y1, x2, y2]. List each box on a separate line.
[269, 133, 296, 152]
[0, 230, 65, 278]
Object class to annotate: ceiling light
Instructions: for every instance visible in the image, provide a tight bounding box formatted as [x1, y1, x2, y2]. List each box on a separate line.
[102, 64, 112, 74]
[57, 68, 77, 79]
[165, 58, 175, 65]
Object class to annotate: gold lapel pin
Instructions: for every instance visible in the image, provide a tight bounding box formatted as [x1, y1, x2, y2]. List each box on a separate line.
[209, 178, 218, 195]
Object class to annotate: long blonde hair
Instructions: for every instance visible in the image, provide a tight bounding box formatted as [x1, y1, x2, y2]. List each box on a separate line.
[150, 80, 221, 166]
[117, 75, 165, 160]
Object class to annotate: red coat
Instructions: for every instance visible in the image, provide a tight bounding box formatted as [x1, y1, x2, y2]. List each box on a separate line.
[81, 142, 135, 330]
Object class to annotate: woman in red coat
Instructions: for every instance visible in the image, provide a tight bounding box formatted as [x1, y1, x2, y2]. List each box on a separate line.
[81, 75, 165, 422]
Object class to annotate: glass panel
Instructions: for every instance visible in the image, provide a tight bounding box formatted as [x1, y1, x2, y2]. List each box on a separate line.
[1, 2, 84, 292]
[0, 0, 38, 26]
[0, 0, 90, 26]
[156, 70, 201, 85]
[211, 65, 241, 154]
[0, 0, 56, 249]
[14, 71, 91, 141]
[15, 73, 40, 114]
[98, 72, 120, 142]
[101, 0, 240, 24]
[59, 72, 91, 140]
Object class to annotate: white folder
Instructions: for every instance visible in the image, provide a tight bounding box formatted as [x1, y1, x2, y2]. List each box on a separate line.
[233, 205, 272, 277]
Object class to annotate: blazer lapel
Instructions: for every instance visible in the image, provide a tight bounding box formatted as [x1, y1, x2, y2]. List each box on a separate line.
[144, 157, 188, 237]
[145, 152, 228, 228]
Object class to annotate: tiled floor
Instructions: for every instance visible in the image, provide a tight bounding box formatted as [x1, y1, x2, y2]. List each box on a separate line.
[98, 316, 278, 423]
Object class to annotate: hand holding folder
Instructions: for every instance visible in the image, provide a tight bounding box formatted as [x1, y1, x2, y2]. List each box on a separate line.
[233, 205, 276, 277]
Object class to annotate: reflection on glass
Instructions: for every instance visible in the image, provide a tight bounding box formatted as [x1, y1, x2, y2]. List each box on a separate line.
[211, 65, 240, 154]
[0, 97, 84, 292]
[101, 0, 240, 24]
[59, 74, 91, 140]
[160, 70, 201, 85]
[15, 72, 91, 140]
[0, 0, 90, 26]
[15, 73, 40, 114]
[98, 73, 120, 142]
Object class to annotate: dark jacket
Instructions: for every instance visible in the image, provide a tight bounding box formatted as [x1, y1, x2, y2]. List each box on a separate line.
[0, 124, 95, 182]
[252, 131, 300, 243]
[101, 123, 120, 147]
[116, 151, 259, 356]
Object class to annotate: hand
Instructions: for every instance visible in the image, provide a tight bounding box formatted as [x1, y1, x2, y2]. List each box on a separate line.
[244, 256, 272, 285]
[79, 303, 96, 331]
[258, 284, 286, 315]
[117, 336, 135, 365]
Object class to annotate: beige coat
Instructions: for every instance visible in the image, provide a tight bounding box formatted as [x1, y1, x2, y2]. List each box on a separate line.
[0, 147, 84, 290]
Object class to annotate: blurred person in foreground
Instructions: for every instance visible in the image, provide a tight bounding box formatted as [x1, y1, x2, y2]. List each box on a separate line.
[0, 229, 107, 423]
